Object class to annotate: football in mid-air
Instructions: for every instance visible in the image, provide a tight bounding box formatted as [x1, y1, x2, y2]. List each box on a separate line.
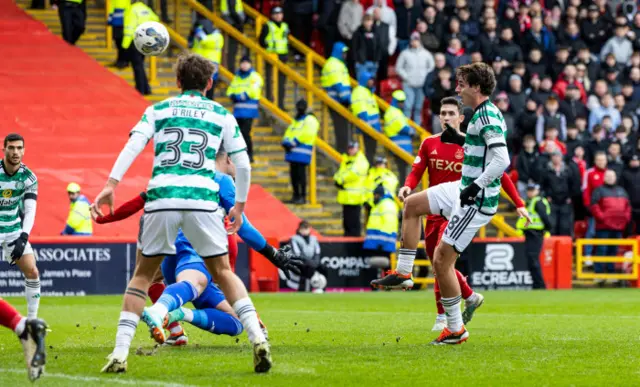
[134, 21, 170, 56]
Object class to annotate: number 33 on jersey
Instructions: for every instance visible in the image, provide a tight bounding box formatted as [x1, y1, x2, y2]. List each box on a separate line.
[130, 91, 247, 212]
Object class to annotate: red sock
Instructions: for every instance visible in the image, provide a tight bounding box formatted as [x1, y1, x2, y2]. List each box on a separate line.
[0, 298, 23, 331]
[148, 282, 166, 303]
[456, 270, 474, 299]
[433, 279, 445, 315]
[228, 234, 238, 272]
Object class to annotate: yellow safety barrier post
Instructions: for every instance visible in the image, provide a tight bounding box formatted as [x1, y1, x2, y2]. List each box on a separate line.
[105, 0, 112, 49]
[321, 104, 329, 142]
[271, 54, 278, 108]
[309, 148, 317, 205]
[149, 56, 157, 85]
[576, 238, 639, 280]
[305, 54, 314, 108]
[390, 241, 435, 286]
[173, 0, 181, 35]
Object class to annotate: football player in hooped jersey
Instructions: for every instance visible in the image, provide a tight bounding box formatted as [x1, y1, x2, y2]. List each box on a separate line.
[371, 97, 530, 331]
[92, 54, 271, 373]
[373, 63, 531, 345]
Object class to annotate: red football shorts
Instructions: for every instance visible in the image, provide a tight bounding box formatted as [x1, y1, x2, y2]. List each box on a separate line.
[424, 215, 448, 260]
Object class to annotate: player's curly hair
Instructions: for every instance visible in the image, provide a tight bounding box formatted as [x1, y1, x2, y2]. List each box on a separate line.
[456, 63, 497, 96]
[175, 53, 215, 92]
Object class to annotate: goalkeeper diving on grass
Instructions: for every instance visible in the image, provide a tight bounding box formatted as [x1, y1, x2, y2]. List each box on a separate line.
[95, 149, 305, 342]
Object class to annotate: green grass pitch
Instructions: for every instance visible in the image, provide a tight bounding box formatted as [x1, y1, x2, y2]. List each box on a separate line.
[0, 290, 638, 386]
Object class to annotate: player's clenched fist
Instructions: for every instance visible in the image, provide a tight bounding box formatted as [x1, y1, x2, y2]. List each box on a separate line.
[398, 186, 412, 202]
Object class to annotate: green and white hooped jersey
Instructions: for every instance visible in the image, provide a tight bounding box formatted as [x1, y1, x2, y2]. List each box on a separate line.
[461, 100, 507, 215]
[131, 91, 247, 212]
[0, 162, 37, 241]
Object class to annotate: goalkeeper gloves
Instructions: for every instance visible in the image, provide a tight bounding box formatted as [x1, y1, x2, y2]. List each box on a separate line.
[8, 232, 29, 265]
[460, 183, 481, 207]
[441, 123, 466, 146]
[259, 245, 305, 279]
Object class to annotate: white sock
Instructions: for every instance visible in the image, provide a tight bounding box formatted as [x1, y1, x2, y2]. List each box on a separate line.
[113, 311, 139, 358]
[465, 292, 478, 303]
[14, 317, 26, 336]
[25, 278, 40, 319]
[180, 307, 194, 323]
[436, 313, 446, 320]
[233, 298, 266, 344]
[441, 295, 463, 332]
[396, 248, 416, 275]
[147, 303, 169, 319]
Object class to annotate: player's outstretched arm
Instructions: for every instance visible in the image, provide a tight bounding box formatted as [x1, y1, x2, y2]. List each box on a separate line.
[95, 192, 146, 224]
[500, 173, 531, 226]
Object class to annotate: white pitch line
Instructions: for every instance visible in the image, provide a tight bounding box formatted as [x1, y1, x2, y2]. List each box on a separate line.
[0, 369, 198, 387]
[266, 309, 638, 319]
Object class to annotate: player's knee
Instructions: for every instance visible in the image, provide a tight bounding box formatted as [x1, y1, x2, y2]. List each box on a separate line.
[23, 264, 39, 279]
[432, 244, 455, 275]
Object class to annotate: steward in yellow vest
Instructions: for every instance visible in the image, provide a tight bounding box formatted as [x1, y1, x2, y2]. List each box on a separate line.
[122, 1, 158, 95]
[516, 183, 551, 289]
[363, 184, 399, 254]
[333, 142, 370, 236]
[321, 42, 351, 105]
[190, 19, 224, 99]
[282, 99, 319, 204]
[364, 156, 398, 208]
[351, 70, 380, 163]
[259, 7, 289, 59]
[383, 90, 415, 153]
[259, 6, 288, 109]
[61, 183, 93, 236]
[108, 0, 131, 68]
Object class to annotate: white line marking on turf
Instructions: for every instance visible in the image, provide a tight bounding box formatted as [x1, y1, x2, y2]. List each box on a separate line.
[0, 369, 197, 387]
[267, 310, 638, 319]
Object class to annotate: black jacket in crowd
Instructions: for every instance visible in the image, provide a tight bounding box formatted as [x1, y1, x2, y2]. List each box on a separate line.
[395, 3, 422, 41]
[515, 106, 539, 138]
[517, 149, 541, 183]
[526, 60, 548, 80]
[565, 137, 584, 158]
[584, 138, 611, 167]
[351, 26, 383, 63]
[608, 157, 625, 179]
[560, 98, 589, 125]
[621, 166, 640, 217]
[581, 18, 610, 53]
[495, 38, 524, 64]
[476, 31, 499, 62]
[540, 160, 581, 203]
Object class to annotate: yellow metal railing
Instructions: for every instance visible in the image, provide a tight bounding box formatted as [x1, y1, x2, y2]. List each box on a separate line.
[243, 4, 427, 139]
[182, 0, 414, 167]
[164, 25, 339, 205]
[105, 0, 112, 49]
[390, 241, 435, 286]
[575, 238, 640, 280]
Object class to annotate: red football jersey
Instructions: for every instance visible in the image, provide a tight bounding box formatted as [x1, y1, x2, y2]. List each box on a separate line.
[405, 133, 465, 190]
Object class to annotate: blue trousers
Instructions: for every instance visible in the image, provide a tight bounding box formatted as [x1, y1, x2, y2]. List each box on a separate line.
[594, 230, 622, 274]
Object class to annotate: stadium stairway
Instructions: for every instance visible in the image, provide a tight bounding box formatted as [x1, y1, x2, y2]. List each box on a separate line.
[14, 0, 347, 236]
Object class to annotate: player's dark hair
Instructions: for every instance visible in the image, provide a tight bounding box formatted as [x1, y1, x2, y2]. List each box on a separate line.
[440, 97, 463, 113]
[4, 133, 24, 147]
[175, 53, 215, 92]
[456, 62, 497, 96]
